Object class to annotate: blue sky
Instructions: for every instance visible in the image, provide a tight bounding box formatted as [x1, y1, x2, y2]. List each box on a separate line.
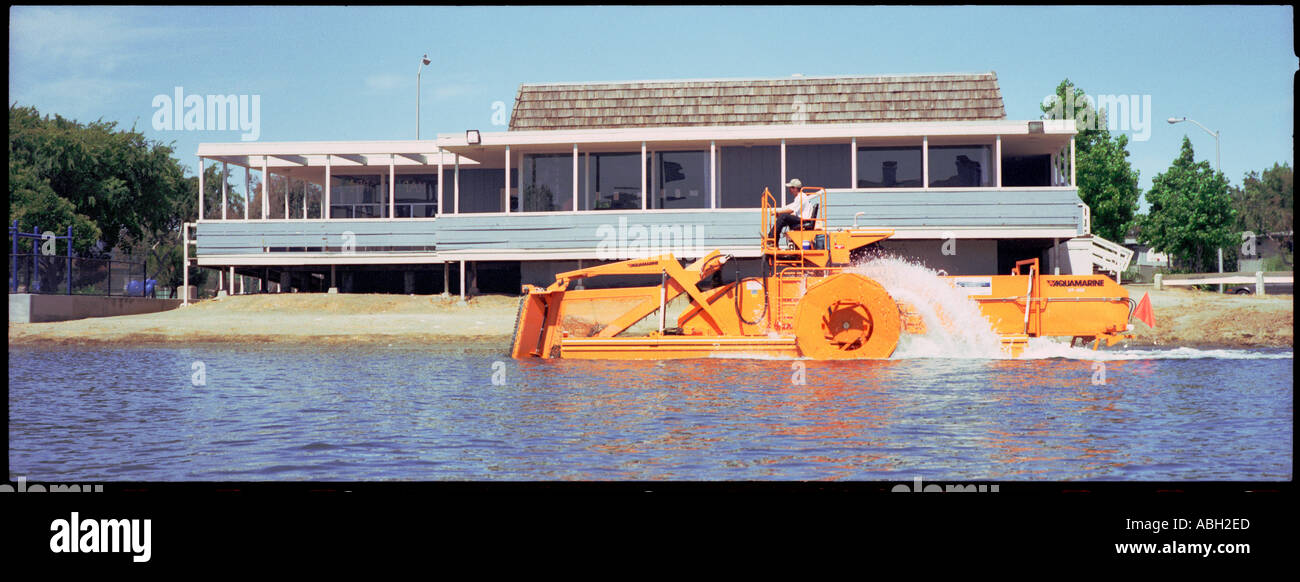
[9, 5, 1295, 200]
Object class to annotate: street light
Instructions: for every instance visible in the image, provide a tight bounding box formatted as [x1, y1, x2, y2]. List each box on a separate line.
[1167, 116, 1220, 173]
[417, 53, 431, 140]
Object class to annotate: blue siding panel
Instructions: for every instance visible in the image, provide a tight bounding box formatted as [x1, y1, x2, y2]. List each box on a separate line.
[196, 189, 1085, 256]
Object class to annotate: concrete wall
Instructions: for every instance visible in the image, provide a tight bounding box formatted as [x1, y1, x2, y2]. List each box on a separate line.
[9, 294, 182, 324]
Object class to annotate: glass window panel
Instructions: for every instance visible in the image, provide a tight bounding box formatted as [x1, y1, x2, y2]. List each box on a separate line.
[329, 174, 386, 219]
[395, 173, 438, 217]
[928, 145, 992, 187]
[856, 146, 923, 188]
[654, 151, 710, 209]
[521, 154, 573, 212]
[579, 152, 643, 210]
[720, 146, 780, 208]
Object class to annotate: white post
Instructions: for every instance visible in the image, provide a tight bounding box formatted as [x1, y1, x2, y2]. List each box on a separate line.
[198, 157, 205, 221]
[504, 145, 511, 213]
[641, 141, 647, 210]
[283, 173, 289, 219]
[922, 136, 929, 189]
[1218, 247, 1224, 293]
[572, 143, 579, 213]
[261, 157, 269, 219]
[229, 266, 234, 295]
[709, 140, 717, 209]
[459, 260, 466, 301]
[437, 153, 444, 215]
[454, 156, 460, 214]
[325, 155, 332, 220]
[850, 137, 857, 188]
[780, 139, 787, 205]
[303, 177, 308, 219]
[182, 223, 190, 305]
[583, 151, 590, 211]
[244, 165, 250, 220]
[221, 161, 228, 220]
[996, 135, 1003, 188]
[442, 262, 450, 297]
[389, 154, 396, 218]
[1255, 271, 1265, 295]
[1070, 137, 1076, 187]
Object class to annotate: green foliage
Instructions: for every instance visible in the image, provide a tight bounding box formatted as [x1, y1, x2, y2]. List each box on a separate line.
[1040, 79, 1141, 242]
[1231, 162, 1293, 236]
[9, 159, 102, 253]
[9, 104, 194, 257]
[1139, 137, 1238, 273]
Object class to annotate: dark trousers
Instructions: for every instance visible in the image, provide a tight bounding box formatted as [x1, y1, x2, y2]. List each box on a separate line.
[770, 213, 813, 240]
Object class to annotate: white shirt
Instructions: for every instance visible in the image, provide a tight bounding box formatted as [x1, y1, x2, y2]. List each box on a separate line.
[781, 191, 818, 220]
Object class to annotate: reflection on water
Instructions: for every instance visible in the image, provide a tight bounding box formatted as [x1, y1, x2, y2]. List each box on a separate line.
[7, 344, 1293, 481]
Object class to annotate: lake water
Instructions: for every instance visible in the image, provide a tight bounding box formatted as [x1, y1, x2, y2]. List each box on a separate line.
[8, 341, 1292, 481]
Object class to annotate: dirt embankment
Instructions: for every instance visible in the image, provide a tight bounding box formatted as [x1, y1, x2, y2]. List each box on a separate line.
[1122, 286, 1292, 348]
[8, 287, 1293, 349]
[8, 293, 522, 346]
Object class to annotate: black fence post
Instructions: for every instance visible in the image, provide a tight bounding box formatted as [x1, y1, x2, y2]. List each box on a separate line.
[66, 225, 73, 295]
[31, 226, 40, 293]
[10, 220, 17, 293]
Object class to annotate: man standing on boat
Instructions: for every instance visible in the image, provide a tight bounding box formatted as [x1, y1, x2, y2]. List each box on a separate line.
[768, 178, 818, 244]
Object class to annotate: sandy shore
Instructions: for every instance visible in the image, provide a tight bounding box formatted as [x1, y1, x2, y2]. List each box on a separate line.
[8, 286, 1293, 349]
[8, 293, 522, 347]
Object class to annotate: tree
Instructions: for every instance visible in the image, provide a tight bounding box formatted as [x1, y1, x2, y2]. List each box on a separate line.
[1139, 136, 1237, 273]
[1232, 162, 1293, 236]
[9, 104, 192, 256]
[10, 104, 209, 294]
[1040, 79, 1142, 242]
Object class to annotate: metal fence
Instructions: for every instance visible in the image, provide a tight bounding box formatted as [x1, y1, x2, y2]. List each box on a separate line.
[9, 222, 153, 297]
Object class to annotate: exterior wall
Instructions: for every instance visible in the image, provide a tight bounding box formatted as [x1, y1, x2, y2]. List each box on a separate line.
[196, 188, 1085, 262]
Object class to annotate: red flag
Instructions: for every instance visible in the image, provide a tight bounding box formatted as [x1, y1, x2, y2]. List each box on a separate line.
[1134, 292, 1155, 328]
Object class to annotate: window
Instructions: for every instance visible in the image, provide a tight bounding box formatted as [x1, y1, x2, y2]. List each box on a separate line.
[579, 152, 643, 210]
[786, 143, 851, 189]
[653, 151, 710, 209]
[929, 145, 992, 188]
[330, 174, 386, 218]
[521, 154, 573, 212]
[857, 146, 923, 188]
[394, 173, 438, 217]
[720, 146, 780, 208]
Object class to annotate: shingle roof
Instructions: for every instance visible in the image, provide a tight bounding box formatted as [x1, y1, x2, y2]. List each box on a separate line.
[508, 73, 1006, 131]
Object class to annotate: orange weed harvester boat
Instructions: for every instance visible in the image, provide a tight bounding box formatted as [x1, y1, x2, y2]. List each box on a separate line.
[511, 187, 1137, 360]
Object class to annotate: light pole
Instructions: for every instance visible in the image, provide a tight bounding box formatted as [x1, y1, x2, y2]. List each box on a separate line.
[1167, 116, 1220, 173]
[417, 53, 431, 140]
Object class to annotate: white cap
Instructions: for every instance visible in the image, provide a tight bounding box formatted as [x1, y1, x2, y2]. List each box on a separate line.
[785, 178, 802, 188]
